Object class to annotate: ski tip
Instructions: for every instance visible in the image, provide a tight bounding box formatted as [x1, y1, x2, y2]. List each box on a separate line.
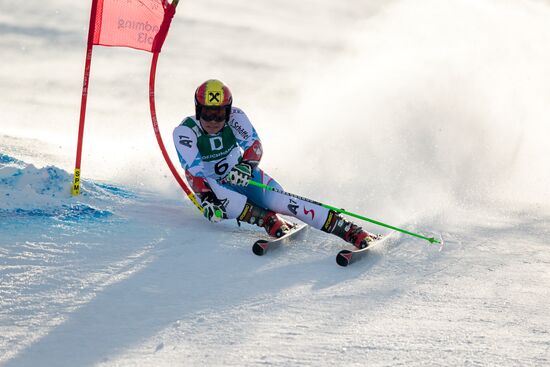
[252, 240, 269, 256]
[336, 249, 353, 267]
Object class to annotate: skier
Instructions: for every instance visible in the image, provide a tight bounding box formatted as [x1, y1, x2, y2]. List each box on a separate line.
[173, 79, 378, 249]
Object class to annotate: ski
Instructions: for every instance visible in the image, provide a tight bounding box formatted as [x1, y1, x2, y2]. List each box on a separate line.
[252, 224, 308, 256]
[335, 234, 384, 267]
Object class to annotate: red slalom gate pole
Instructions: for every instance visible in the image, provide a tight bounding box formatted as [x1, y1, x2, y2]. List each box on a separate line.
[148, 52, 203, 213]
[72, 0, 98, 196]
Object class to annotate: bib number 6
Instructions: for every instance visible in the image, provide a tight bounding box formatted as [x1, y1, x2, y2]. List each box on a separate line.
[215, 158, 229, 176]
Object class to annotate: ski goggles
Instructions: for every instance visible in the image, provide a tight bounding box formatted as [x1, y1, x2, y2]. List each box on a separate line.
[201, 108, 226, 122]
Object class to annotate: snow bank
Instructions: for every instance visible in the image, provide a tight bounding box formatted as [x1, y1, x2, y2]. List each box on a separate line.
[0, 153, 135, 219]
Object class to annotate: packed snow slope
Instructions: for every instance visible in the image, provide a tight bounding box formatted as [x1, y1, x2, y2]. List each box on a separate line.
[1, 0, 550, 366]
[1, 155, 549, 366]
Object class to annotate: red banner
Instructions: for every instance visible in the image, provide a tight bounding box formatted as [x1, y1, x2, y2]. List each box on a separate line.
[72, 0, 179, 196]
[92, 0, 176, 53]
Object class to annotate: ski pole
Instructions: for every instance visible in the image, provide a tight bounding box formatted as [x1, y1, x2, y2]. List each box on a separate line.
[247, 180, 441, 244]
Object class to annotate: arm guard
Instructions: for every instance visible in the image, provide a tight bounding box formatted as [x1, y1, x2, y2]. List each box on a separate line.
[241, 140, 263, 168]
[185, 171, 211, 194]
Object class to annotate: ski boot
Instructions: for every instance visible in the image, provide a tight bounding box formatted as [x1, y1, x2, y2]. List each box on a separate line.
[238, 202, 292, 238]
[322, 210, 378, 249]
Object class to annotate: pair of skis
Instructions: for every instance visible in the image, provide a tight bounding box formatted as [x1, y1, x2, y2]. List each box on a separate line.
[252, 224, 379, 267]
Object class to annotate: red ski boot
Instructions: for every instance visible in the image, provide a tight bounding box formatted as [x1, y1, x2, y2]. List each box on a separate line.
[322, 210, 378, 249]
[238, 202, 292, 238]
[261, 211, 292, 238]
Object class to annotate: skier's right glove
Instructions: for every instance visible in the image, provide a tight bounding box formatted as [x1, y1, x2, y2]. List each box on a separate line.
[224, 162, 252, 187]
[200, 192, 226, 223]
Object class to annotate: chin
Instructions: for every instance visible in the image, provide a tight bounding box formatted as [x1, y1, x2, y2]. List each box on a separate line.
[200, 121, 223, 135]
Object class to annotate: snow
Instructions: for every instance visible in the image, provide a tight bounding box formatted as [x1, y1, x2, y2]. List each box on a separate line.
[1, 0, 550, 366]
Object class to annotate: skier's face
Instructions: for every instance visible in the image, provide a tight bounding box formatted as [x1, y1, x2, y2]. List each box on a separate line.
[200, 107, 226, 134]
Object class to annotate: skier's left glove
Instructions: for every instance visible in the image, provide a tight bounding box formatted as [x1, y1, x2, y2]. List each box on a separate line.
[224, 162, 252, 187]
[200, 192, 226, 223]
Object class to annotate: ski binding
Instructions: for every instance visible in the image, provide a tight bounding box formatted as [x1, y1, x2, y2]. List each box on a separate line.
[252, 224, 308, 256]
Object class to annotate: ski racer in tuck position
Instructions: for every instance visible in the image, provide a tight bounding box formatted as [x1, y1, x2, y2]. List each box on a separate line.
[173, 79, 378, 249]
